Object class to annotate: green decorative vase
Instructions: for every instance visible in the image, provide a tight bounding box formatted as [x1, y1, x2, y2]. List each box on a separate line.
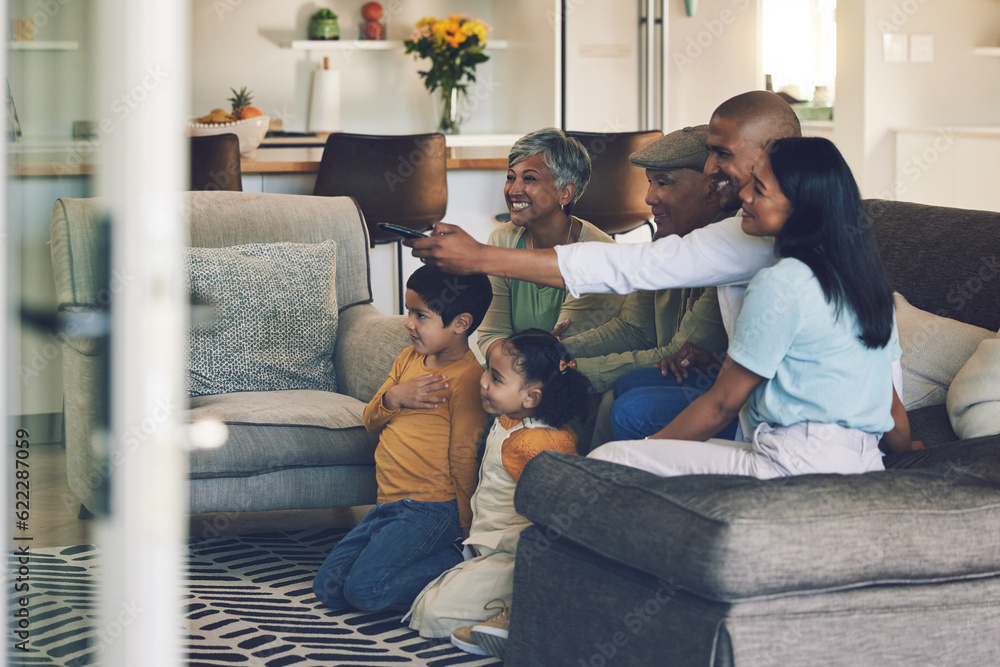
[309, 17, 340, 40]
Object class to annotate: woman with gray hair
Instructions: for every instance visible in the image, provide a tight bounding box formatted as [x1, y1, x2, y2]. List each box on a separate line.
[476, 127, 624, 360]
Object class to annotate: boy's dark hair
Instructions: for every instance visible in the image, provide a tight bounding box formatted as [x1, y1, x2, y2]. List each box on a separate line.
[503, 328, 591, 429]
[405, 265, 493, 335]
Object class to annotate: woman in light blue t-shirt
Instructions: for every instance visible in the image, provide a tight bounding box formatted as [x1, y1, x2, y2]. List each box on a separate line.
[590, 137, 919, 479]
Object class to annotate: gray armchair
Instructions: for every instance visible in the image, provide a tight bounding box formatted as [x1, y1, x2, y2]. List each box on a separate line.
[50, 191, 411, 516]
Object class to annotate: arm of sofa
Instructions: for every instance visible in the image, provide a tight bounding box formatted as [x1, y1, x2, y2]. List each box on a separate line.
[334, 304, 411, 404]
[514, 449, 1000, 602]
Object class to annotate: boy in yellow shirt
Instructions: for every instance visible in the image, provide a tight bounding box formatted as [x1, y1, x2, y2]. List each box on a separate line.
[313, 265, 492, 612]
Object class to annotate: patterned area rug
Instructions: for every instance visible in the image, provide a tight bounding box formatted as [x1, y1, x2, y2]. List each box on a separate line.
[15, 529, 500, 666]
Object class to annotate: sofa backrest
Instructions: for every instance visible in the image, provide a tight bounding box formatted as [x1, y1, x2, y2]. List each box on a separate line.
[50, 191, 374, 313]
[866, 199, 1000, 333]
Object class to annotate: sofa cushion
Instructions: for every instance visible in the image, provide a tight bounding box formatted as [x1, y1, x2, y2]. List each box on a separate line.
[867, 199, 1000, 334]
[186, 240, 338, 397]
[186, 389, 376, 476]
[905, 404, 958, 446]
[883, 433, 1000, 471]
[947, 332, 1000, 439]
[515, 450, 1000, 602]
[894, 292, 993, 410]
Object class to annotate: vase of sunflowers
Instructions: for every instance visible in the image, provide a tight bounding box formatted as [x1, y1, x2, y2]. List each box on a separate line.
[403, 15, 490, 134]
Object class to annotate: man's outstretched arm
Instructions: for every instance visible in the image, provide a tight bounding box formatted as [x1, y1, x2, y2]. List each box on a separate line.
[407, 222, 565, 288]
[408, 215, 777, 296]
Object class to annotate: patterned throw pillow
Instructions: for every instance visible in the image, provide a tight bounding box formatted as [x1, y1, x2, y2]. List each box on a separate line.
[186, 241, 338, 397]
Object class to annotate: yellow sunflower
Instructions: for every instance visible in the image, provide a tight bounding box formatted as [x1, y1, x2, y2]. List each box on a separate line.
[460, 20, 488, 45]
[438, 19, 467, 48]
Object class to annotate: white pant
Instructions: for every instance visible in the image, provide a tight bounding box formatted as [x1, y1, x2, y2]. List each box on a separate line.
[588, 421, 884, 479]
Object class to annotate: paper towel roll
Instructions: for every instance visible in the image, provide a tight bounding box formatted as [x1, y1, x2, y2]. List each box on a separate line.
[308, 67, 341, 133]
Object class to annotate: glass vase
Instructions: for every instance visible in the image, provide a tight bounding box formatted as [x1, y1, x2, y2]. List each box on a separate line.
[436, 85, 461, 135]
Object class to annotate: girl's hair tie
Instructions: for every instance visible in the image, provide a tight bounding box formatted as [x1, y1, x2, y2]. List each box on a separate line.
[558, 359, 570, 374]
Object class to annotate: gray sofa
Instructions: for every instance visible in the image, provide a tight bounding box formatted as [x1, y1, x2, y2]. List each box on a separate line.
[50, 191, 411, 516]
[507, 200, 1000, 666]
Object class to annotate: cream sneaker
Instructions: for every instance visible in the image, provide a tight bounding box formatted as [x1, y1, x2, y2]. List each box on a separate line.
[450, 623, 488, 656]
[470, 599, 510, 660]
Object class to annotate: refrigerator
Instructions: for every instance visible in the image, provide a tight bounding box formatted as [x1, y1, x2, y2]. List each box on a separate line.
[563, 0, 666, 132]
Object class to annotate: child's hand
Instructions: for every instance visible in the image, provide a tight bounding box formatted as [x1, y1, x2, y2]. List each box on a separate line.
[383, 373, 449, 411]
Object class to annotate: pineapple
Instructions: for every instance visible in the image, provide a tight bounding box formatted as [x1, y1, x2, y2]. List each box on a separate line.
[228, 87, 254, 120]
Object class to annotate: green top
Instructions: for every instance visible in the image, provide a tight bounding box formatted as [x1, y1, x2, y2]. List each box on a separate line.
[562, 286, 729, 393]
[476, 219, 625, 359]
[509, 234, 571, 334]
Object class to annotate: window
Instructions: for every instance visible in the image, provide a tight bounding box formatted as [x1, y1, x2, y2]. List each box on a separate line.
[762, 0, 837, 118]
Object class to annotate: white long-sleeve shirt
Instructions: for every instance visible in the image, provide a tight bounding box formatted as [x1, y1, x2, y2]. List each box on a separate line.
[555, 213, 778, 338]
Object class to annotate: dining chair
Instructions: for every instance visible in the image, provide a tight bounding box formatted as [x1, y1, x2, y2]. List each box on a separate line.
[190, 133, 243, 191]
[566, 130, 663, 236]
[313, 132, 448, 314]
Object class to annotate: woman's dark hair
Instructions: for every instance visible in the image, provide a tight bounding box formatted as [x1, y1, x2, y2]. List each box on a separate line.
[503, 329, 591, 429]
[768, 137, 893, 348]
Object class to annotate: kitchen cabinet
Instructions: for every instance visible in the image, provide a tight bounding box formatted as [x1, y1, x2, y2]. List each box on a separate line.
[7, 0, 92, 140]
[893, 127, 1000, 212]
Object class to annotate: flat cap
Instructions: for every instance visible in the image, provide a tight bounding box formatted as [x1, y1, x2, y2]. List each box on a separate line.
[629, 124, 710, 172]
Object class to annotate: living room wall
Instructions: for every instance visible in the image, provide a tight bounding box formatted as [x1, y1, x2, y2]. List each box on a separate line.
[850, 0, 1000, 198]
[663, 0, 1000, 202]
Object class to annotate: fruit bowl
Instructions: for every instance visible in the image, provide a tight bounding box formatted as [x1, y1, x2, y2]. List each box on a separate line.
[186, 115, 270, 155]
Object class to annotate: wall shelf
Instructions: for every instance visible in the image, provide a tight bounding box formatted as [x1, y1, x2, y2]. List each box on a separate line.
[288, 39, 398, 50]
[973, 47, 1000, 56]
[285, 39, 508, 51]
[9, 41, 79, 51]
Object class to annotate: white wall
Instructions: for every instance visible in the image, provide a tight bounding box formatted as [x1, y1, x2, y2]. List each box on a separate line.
[190, 0, 558, 136]
[853, 0, 1000, 198]
[665, 0, 761, 130]
[661, 0, 1000, 206]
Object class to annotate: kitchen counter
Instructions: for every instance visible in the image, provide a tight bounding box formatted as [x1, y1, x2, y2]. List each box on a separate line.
[9, 136, 514, 177]
[242, 144, 512, 173]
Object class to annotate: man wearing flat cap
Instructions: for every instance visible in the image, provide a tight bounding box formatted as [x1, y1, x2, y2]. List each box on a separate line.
[559, 125, 741, 451]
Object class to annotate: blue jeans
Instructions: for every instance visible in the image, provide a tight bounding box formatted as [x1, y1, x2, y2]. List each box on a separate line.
[312, 498, 463, 612]
[610, 367, 739, 441]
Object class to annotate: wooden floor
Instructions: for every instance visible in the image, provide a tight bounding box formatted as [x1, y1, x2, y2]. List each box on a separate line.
[24, 444, 371, 548]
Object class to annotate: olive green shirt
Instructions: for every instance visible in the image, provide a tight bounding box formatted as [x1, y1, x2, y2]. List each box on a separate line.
[477, 219, 625, 359]
[562, 286, 729, 393]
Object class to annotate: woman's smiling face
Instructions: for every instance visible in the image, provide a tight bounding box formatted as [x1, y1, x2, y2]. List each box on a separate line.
[739, 156, 793, 238]
[504, 153, 571, 228]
